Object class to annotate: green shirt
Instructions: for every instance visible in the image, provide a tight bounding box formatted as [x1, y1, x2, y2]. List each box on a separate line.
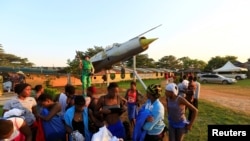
[82, 60, 93, 73]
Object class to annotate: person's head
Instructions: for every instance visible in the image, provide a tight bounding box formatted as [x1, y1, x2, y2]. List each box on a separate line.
[183, 75, 187, 80]
[74, 95, 86, 112]
[193, 76, 197, 81]
[179, 77, 183, 83]
[65, 84, 75, 97]
[87, 86, 96, 97]
[84, 55, 90, 60]
[130, 81, 136, 90]
[34, 85, 44, 93]
[146, 84, 162, 99]
[0, 119, 14, 139]
[37, 93, 54, 108]
[107, 82, 119, 97]
[14, 83, 32, 97]
[188, 75, 194, 82]
[165, 83, 178, 98]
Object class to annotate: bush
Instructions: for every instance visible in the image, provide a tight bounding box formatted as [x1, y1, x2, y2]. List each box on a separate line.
[44, 87, 60, 100]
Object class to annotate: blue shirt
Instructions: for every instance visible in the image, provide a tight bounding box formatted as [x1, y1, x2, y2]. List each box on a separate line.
[64, 106, 91, 141]
[142, 99, 165, 135]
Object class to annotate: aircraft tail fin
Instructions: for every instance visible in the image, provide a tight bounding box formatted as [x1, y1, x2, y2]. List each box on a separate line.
[129, 24, 162, 41]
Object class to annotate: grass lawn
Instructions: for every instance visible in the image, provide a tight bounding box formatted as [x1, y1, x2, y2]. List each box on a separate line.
[184, 100, 250, 141]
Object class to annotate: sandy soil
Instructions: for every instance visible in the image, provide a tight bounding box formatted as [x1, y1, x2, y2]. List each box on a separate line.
[199, 85, 250, 115]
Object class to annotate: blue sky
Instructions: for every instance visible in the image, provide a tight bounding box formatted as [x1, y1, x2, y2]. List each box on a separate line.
[1, 0, 250, 67]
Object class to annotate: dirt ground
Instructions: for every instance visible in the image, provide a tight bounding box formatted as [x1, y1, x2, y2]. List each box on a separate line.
[198, 85, 250, 115]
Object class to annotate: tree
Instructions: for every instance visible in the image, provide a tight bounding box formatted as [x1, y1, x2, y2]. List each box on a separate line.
[66, 46, 104, 75]
[156, 55, 181, 70]
[0, 44, 34, 67]
[126, 54, 156, 68]
[0, 44, 4, 54]
[178, 57, 207, 70]
[204, 55, 238, 72]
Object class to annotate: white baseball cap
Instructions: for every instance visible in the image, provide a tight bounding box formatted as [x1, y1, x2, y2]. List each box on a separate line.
[165, 83, 178, 96]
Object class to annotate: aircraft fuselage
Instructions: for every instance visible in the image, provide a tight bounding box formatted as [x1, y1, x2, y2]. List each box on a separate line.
[90, 37, 157, 73]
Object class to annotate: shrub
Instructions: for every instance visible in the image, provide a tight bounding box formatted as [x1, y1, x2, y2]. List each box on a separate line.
[44, 87, 60, 99]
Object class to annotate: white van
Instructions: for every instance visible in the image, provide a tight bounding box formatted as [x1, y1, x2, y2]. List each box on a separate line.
[216, 72, 247, 80]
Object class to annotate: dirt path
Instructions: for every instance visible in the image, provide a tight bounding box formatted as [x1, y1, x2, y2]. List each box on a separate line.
[199, 85, 250, 115]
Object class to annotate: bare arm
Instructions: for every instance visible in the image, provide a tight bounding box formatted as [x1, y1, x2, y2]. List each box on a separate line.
[91, 63, 95, 74]
[19, 120, 32, 141]
[180, 97, 198, 130]
[65, 124, 73, 134]
[88, 109, 104, 127]
[119, 96, 127, 113]
[94, 96, 104, 116]
[32, 106, 38, 118]
[79, 60, 82, 70]
[94, 96, 110, 115]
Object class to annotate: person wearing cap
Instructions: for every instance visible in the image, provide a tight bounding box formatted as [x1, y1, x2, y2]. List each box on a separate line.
[136, 84, 166, 141]
[79, 55, 95, 95]
[165, 83, 198, 141]
[178, 75, 189, 98]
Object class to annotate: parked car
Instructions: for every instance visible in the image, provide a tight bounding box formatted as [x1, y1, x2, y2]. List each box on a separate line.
[199, 74, 237, 84]
[216, 72, 247, 80]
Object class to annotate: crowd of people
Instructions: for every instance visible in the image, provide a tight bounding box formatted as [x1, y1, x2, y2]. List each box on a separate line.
[0, 75, 200, 141]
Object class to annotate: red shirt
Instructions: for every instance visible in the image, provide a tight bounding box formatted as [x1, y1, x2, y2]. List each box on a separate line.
[127, 90, 137, 103]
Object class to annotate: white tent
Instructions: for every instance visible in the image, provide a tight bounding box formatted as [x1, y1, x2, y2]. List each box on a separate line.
[213, 61, 248, 72]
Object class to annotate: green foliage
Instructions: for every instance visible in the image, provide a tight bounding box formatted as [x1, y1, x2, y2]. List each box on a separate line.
[157, 55, 181, 69]
[66, 46, 104, 75]
[235, 78, 250, 87]
[204, 55, 238, 71]
[127, 54, 156, 68]
[0, 45, 34, 67]
[44, 87, 60, 99]
[65, 46, 246, 75]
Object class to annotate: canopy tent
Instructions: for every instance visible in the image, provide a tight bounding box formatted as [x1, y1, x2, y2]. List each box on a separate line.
[213, 61, 248, 72]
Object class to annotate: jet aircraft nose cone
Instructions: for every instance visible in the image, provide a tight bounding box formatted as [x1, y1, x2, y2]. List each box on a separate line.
[140, 38, 158, 49]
